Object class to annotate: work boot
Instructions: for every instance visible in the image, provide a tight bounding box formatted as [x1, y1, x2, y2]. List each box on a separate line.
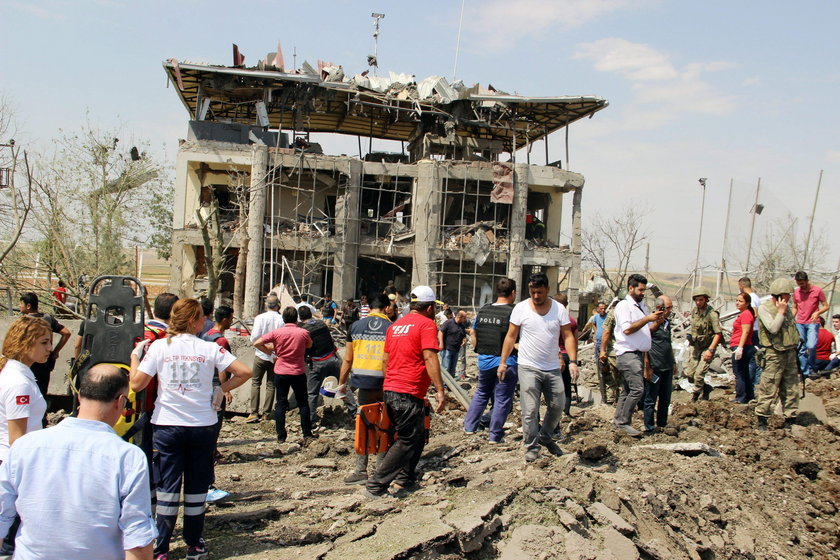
[539, 436, 564, 456]
[783, 416, 797, 430]
[344, 472, 368, 485]
[691, 391, 701, 402]
[701, 384, 713, 401]
[756, 416, 769, 432]
[524, 449, 540, 463]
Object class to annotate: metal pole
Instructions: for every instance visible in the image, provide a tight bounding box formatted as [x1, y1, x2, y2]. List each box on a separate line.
[716, 179, 734, 300]
[693, 179, 707, 291]
[745, 178, 761, 272]
[452, 0, 466, 81]
[803, 169, 823, 269]
[828, 254, 840, 315]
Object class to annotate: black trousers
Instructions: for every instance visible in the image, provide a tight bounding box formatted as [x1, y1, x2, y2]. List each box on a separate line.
[273, 374, 312, 441]
[366, 391, 425, 494]
[153, 424, 216, 554]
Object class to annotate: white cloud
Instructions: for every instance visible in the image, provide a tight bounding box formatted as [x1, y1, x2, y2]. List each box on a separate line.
[464, 0, 649, 50]
[5, 1, 65, 20]
[575, 38, 677, 81]
[574, 37, 737, 131]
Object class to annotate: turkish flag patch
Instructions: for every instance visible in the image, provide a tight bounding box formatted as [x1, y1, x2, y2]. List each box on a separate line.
[16, 395, 30, 405]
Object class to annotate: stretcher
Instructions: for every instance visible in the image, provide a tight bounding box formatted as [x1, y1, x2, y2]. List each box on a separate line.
[354, 399, 431, 455]
[71, 276, 148, 444]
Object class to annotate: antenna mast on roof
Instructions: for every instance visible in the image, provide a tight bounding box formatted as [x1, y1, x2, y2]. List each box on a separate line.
[453, 0, 466, 81]
[368, 12, 385, 76]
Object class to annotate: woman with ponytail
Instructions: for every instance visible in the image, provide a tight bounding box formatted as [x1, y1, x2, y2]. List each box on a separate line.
[130, 298, 251, 560]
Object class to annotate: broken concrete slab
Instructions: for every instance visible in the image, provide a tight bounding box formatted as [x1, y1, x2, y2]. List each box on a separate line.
[564, 529, 597, 560]
[588, 502, 636, 536]
[443, 487, 517, 552]
[324, 505, 453, 560]
[499, 524, 565, 560]
[597, 525, 640, 560]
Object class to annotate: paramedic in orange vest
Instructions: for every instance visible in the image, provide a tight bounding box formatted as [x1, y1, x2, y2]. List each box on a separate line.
[337, 294, 392, 485]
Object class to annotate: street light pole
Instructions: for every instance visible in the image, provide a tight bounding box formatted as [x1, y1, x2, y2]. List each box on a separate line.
[693, 178, 707, 291]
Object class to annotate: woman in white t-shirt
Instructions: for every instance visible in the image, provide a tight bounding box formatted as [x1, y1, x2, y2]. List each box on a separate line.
[130, 298, 251, 560]
[0, 315, 51, 555]
[0, 315, 51, 462]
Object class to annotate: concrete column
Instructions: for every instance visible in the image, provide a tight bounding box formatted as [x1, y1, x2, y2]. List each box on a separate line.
[567, 186, 583, 317]
[332, 159, 362, 302]
[507, 164, 528, 292]
[243, 145, 269, 318]
[411, 160, 441, 289]
[168, 236, 195, 297]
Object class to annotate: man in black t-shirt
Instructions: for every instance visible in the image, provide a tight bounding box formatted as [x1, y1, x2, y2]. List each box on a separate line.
[19, 292, 71, 399]
[298, 306, 340, 429]
[438, 309, 467, 379]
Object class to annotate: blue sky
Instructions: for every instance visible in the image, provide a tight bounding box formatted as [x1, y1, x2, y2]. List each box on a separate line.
[2, 0, 839, 278]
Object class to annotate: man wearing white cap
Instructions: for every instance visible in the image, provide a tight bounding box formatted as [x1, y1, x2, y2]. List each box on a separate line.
[365, 286, 447, 498]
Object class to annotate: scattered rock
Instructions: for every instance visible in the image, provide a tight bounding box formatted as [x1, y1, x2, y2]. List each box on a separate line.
[596, 525, 639, 560]
[588, 502, 636, 536]
[305, 458, 338, 469]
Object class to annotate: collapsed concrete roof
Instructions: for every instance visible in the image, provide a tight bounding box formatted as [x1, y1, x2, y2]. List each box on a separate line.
[162, 59, 608, 152]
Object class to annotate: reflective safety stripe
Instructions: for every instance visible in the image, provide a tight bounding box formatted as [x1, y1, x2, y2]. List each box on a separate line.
[156, 505, 179, 516]
[184, 493, 207, 502]
[184, 505, 206, 516]
[156, 491, 180, 501]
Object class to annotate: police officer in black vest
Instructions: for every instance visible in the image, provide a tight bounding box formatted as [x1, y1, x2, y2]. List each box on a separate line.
[462, 278, 518, 443]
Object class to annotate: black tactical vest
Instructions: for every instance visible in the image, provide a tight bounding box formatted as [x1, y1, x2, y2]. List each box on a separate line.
[474, 303, 516, 357]
[301, 320, 336, 358]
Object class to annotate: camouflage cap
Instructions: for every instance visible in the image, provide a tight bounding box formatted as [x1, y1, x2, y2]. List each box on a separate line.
[769, 277, 795, 295]
[691, 286, 711, 298]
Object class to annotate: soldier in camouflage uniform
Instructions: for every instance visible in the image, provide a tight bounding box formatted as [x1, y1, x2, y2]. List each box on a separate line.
[685, 286, 722, 401]
[755, 277, 801, 430]
[599, 304, 622, 404]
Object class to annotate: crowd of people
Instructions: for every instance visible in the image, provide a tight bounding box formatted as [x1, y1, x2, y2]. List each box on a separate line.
[0, 269, 834, 558]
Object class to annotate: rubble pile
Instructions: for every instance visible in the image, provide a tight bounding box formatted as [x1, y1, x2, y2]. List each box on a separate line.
[180, 374, 840, 560]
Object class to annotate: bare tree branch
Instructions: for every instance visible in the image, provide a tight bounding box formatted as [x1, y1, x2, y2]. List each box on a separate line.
[582, 208, 650, 298]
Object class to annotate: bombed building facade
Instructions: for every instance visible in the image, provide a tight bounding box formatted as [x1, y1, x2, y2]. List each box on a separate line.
[163, 57, 607, 318]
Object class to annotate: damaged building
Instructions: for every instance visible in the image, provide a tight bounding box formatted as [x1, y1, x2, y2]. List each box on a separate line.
[163, 55, 607, 317]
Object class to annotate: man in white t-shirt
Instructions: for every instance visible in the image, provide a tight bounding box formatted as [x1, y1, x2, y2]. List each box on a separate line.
[499, 273, 579, 463]
[247, 294, 285, 422]
[612, 274, 663, 436]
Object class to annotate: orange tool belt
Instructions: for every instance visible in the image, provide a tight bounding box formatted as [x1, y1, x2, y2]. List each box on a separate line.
[354, 399, 432, 455]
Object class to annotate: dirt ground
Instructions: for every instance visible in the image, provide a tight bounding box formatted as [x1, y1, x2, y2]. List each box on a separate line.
[154, 360, 840, 560]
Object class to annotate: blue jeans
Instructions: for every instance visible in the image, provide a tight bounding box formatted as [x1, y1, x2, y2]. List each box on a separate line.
[440, 349, 459, 376]
[730, 345, 756, 403]
[464, 365, 518, 442]
[796, 323, 819, 376]
[749, 331, 762, 386]
[643, 368, 673, 431]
